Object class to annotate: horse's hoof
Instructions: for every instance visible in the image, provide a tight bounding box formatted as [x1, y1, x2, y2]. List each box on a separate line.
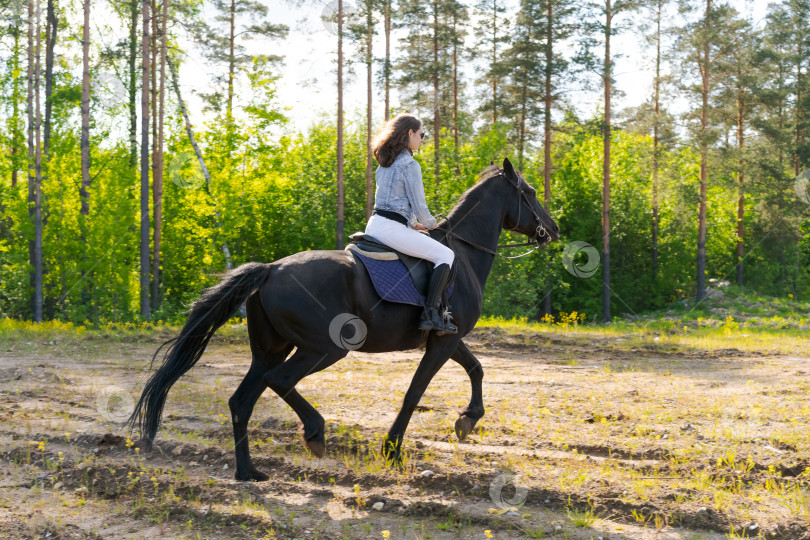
[235, 468, 270, 482]
[304, 438, 326, 458]
[380, 439, 403, 468]
[299, 422, 326, 458]
[137, 437, 154, 453]
[455, 415, 474, 441]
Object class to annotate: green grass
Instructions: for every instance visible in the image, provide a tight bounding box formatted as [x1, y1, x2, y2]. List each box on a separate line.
[0, 316, 248, 342]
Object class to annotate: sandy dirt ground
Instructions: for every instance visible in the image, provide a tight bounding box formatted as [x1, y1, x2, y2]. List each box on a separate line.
[1, 324, 808, 539]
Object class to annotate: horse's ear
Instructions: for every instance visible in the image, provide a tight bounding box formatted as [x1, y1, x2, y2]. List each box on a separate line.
[502, 158, 517, 181]
[490, 160, 495, 166]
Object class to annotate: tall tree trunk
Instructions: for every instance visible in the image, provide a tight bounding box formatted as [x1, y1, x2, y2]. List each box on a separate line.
[778, 60, 784, 166]
[796, 40, 802, 177]
[79, 0, 91, 318]
[542, 0, 553, 316]
[365, 1, 373, 219]
[149, 0, 157, 311]
[491, 3, 497, 125]
[80, 0, 90, 221]
[602, 1, 612, 322]
[651, 0, 661, 273]
[336, 0, 345, 249]
[27, 0, 35, 319]
[228, 0, 235, 120]
[169, 59, 232, 269]
[42, 0, 55, 319]
[129, 0, 138, 166]
[44, 0, 56, 154]
[696, 0, 710, 301]
[152, 0, 167, 311]
[735, 95, 744, 285]
[11, 28, 21, 188]
[150, 0, 157, 227]
[518, 77, 527, 170]
[33, 0, 43, 322]
[140, 0, 151, 320]
[432, 0, 440, 186]
[384, 0, 391, 121]
[452, 12, 460, 176]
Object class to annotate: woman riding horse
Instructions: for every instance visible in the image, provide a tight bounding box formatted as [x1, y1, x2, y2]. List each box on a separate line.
[365, 113, 457, 335]
[128, 144, 560, 481]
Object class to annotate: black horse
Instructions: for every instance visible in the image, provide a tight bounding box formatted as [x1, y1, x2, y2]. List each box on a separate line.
[128, 158, 559, 481]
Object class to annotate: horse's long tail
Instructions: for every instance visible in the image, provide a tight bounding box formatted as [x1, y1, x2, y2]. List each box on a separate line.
[126, 262, 272, 449]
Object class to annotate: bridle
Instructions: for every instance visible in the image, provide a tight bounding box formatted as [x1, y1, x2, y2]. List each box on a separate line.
[435, 170, 553, 260]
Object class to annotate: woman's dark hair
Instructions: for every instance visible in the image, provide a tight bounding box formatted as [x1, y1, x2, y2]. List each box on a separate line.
[372, 113, 422, 167]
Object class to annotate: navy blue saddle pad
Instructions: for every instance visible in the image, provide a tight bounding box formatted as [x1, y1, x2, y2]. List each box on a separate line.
[347, 234, 454, 307]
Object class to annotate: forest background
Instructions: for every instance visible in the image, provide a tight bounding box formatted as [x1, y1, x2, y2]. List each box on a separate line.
[2, 0, 809, 325]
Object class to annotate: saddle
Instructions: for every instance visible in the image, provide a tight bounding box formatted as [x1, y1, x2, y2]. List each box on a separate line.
[345, 232, 454, 307]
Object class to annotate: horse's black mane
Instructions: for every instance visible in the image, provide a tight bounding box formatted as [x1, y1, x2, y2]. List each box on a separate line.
[477, 164, 503, 182]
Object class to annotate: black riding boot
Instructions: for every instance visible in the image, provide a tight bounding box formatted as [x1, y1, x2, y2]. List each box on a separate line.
[418, 263, 458, 335]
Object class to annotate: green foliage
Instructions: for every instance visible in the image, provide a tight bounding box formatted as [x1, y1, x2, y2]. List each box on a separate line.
[4, 1, 810, 325]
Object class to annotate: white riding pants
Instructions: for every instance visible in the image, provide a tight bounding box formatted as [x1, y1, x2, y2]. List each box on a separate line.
[364, 214, 455, 267]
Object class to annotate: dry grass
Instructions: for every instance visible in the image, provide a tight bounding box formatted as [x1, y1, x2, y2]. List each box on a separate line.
[1, 316, 808, 538]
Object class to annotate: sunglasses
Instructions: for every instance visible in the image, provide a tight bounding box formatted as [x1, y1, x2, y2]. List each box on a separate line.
[419, 130, 427, 140]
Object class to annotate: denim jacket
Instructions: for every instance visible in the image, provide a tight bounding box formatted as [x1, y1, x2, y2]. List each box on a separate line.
[373, 149, 437, 229]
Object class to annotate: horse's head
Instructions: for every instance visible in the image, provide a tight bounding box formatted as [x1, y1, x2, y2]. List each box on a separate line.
[498, 158, 559, 246]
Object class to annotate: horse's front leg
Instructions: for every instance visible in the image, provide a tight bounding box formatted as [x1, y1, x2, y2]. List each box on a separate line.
[382, 335, 459, 466]
[450, 340, 485, 441]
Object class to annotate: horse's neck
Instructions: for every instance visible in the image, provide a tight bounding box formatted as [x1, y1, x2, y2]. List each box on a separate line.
[439, 187, 505, 292]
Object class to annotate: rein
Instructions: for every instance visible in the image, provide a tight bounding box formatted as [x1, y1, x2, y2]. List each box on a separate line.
[433, 171, 550, 260]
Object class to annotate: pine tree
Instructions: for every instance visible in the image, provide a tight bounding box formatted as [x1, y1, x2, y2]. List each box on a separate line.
[714, 14, 760, 286]
[582, 0, 643, 320]
[473, 0, 510, 127]
[33, 0, 43, 322]
[79, 0, 91, 319]
[337, 0, 345, 248]
[43, 0, 55, 154]
[395, 0, 460, 185]
[345, 0, 377, 218]
[501, 0, 544, 170]
[151, 0, 168, 311]
[6, 2, 24, 189]
[448, 0, 468, 170]
[648, 0, 669, 274]
[760, 5, 794, 168]
[382, 0, 392, 120]
[196, 0, 287, 122]
[540, 0, 579, 315]
[140, 0, 150, 320]
[763, 0, 810, 176]
[675, 0, 739, 301]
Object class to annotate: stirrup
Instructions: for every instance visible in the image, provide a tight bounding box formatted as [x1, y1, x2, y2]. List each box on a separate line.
[436, 307, 458, 336]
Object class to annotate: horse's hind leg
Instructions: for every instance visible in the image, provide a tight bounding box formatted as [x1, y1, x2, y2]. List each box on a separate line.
[230, 294, 292, 482]
[263, 348, 345, 458]
[451, 340, 485, 441]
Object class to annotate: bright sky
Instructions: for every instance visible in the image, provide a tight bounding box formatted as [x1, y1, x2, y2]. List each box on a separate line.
[173, 0, 771, 135]
[83, 0, 772, 138]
